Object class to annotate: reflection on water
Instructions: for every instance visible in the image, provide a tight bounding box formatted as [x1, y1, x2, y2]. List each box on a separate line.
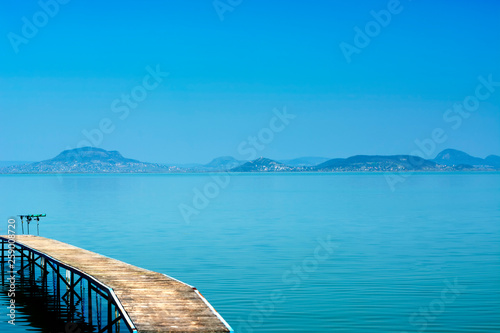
[0, 258, 125, 333]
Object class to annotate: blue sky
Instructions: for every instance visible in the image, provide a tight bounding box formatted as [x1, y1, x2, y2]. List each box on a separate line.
[1, 0, 499, 163]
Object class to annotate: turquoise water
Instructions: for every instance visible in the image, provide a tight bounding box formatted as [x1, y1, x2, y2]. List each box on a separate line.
[0, 172, 499, 332]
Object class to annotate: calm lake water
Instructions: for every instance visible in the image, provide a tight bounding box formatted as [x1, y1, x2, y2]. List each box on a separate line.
[0, 172, 499, 332]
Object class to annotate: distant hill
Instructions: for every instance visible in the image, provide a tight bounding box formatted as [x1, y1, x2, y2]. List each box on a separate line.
[0, 147, 176, 173]
[231, 157, 295, 172]
[50, 147, 140, 164]
[316, 155, 438, 172]
[173, 156, 244, 172]
[433, 149, 500, 168]
[203, 156, 244, 171]
[485, 155, 500, 168]
[433, 149, 485, 166]
[279, 157, 330, 167]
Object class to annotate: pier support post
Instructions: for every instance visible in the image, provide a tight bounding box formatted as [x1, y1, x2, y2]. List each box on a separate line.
[108, 297, 113, 333]
[70, 271, 75, 319]
[56, 265, 61, 314]
[88, 281, 93, 327]
[1, 239, 3, 285]
[42, 257, 47, 292]
[29, 252, 34, 279]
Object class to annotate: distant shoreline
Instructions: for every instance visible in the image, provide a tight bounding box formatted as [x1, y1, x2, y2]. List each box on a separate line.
[1, 170, 499, 176]
[2, 147, 499, 174]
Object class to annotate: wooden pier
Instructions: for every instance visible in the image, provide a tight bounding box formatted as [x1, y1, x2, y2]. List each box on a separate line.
[0, 235, 233, 333]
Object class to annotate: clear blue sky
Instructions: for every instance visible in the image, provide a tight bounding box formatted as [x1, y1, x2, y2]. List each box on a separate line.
[1, 0, 499, 163]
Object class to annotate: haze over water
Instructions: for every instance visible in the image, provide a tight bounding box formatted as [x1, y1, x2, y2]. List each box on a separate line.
[1, 172, 499, 332]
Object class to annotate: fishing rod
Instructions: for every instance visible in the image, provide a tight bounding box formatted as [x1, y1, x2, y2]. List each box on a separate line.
[18, 214, 46, 235]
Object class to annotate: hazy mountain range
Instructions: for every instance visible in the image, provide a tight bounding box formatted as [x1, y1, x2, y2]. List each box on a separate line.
[1, 147, 499, 174]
